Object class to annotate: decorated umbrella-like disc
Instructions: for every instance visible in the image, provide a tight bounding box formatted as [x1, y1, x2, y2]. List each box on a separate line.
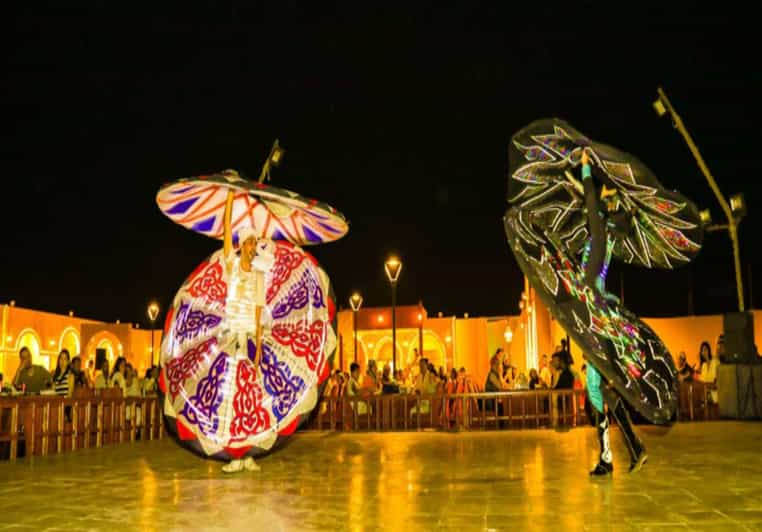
[158, 240, 336, 460]
[157, 169, 349, 246]
[508, 118, 703, 269]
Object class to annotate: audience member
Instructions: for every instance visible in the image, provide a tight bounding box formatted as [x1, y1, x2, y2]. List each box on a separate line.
[12, 347, 52, 394]
[381, 363, 400, 394]
[363, 360, 381, 394]
[69, 356, 89, 389]
[676, 352, 694, 382]
[539, 354, 552, 388]
[552, 353, 574, 389]
[697, 340, 719, 403]
[347, 362, 368, 414]
[52, 349, 72, 397]
[93, 352, 109, 389]
[110, 357, 128, 395]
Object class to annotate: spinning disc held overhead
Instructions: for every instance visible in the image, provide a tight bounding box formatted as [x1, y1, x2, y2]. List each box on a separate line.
[157, 169, 349, 246]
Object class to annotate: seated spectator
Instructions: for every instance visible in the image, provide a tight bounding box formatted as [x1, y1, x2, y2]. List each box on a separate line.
[528, 368, 545, 390]
[70, 357, 89, 389]
[93, 353, 109, 390]
[363, 360, 381, 395]
[12, 347, 52, 394]
[515, 372, 529, 390]
[142, 367, 157, 396]
[125, 365, 141, 397]
[381, 363, 400, 394]
[676, 352, 695, 382]
[52, 349, 72, 397]
[346, 362, 368, 414]
[110, 357, 128, 395]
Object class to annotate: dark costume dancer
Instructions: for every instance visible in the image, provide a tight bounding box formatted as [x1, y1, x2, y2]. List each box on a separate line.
[579, 150, 647, 476]
[505, 119, 702, 480]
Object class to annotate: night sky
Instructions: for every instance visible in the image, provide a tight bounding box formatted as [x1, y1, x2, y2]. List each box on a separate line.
[3, 5, 760, 327]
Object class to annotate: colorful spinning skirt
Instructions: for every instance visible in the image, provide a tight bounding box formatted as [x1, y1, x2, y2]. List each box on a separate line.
[158, 241, 336, 460]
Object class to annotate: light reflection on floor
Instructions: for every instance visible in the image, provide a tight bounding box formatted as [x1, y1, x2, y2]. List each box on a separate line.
[2, 422, 762, 531]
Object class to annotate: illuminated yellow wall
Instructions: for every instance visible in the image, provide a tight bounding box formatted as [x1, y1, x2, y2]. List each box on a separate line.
[1, 304, 162, 378]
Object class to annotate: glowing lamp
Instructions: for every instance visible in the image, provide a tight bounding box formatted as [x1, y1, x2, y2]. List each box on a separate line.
[504, 326, 513, 343]
[699, 209, 712, 226]
[349, 293, 363, 312]
[445, 336, 452, 343]
[68, 310, 74, 317]
[384, 257, 402, 283]
[653, 98, 667, 117]
[730, 193, 746, 218]
[417, 313, 423, 322]
[49, 340, 55, 346]
[269, 139, 285, 167]
[147, 302, 160, 322]
[377, 315, 384, 324]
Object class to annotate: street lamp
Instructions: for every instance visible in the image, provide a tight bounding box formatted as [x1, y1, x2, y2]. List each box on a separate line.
[147, 302, 159, 366]
[384, 257, 402, 371]
[349, 293, 363, 364]
[654, 87, 746, 312]
[258, 139, 286, 183]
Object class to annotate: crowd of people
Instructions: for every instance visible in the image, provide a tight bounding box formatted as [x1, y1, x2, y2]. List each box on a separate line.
[320, 334, 736, 414]
[1, 347, 158, 399]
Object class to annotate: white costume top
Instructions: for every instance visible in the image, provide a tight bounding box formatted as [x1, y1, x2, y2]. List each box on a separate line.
[224, 239, 275, 336]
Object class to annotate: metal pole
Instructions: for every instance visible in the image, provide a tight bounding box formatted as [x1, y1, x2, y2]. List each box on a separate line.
[353, 310, 358, 363]
[657, 87, 745, 312]
[391, 283, 397, 372]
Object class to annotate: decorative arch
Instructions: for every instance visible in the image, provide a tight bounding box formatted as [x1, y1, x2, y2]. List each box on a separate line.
[85, 330, 122, 366]
[371, 336, 404, 369]
[59, 327, 81, 356]
[15, 328, 42, 364]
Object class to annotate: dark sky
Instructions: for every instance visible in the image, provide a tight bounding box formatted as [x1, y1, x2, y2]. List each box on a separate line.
[2, 4, 760, 326]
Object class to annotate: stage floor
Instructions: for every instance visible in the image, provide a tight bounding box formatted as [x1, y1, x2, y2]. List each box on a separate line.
[2, 422, 762, 531]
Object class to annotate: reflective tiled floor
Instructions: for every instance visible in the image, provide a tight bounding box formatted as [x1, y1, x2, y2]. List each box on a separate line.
[1, 422, 762, 531]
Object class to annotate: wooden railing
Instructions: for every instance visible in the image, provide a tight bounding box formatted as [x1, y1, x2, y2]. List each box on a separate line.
[0, 383, 716, 461]
[0, 390, 163, 461]
[310, 389, 589, 432]
[310, 382, 717, 432]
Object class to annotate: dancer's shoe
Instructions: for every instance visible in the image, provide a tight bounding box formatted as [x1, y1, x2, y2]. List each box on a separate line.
[222, 459, 245, 473]
[589, 461, 613, 477]
[244, 457, 261, 472]
[628, 452, 648, 474]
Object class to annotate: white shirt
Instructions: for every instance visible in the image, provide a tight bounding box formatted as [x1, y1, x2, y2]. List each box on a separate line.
[224, 240, 275, 335]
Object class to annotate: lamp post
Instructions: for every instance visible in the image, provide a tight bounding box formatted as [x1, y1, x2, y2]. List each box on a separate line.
[349, 293, 363, 365]
[147, 302, 159, 366]
[258, 139, 286, 183]
[653, 87, 747, 312]
[384, 257, 402, 371]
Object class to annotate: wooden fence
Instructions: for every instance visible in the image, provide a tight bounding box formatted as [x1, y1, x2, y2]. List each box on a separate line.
[0, 389, 163, 461]
[0, 382, 714, 461]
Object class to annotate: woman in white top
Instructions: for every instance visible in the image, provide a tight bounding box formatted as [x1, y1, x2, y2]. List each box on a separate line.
[697, 341, 719, 403]
[110, 357, 128, 396]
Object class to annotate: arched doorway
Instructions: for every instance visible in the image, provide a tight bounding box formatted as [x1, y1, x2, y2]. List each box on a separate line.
[15, 328, 43, 367]
[59, 327, 81, 357]
[84, 331, 122, 369]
